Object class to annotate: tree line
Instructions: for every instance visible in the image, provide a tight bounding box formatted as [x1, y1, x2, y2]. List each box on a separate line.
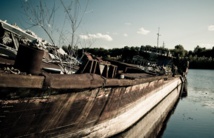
[62, 44, 214, 69]
[169, 44, 214, 69]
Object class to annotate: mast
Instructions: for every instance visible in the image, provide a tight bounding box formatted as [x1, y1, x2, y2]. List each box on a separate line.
[157, 27, 161, 47]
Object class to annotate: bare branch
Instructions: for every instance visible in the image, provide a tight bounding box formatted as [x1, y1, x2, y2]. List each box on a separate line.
[21, 0, 58, 45]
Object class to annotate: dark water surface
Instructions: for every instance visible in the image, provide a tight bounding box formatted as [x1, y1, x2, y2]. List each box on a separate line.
[161, 69, 214, 138]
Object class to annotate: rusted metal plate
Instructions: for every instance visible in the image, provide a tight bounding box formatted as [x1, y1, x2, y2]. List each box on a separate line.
[105, 79, 133, 86]
[0, 73, 44, 88]
[44, 73, 105, 89]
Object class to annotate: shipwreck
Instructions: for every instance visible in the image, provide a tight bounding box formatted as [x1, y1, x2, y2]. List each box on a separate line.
[0, 20, 188, 137]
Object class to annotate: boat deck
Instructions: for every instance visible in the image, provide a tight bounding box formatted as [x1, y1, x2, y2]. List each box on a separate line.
[0, 55, 174, 90]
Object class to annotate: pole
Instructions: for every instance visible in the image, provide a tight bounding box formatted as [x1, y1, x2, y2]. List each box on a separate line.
[157, 27, 161, 47]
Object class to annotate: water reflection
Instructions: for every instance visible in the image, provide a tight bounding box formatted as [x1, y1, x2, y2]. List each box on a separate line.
[158, 79, 188, 137]
[180, 79, 188, 98]
[161, 69, 214, 138]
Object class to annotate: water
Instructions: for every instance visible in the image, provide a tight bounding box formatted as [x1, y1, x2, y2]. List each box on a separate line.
[161, 69, 214, 138]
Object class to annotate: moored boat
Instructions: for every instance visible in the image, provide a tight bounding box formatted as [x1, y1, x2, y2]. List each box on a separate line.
[0, 19, 188, 138]
[0, 50, 187, 137]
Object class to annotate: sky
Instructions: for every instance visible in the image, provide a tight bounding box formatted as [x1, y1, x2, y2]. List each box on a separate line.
[1, 0, 214, 51]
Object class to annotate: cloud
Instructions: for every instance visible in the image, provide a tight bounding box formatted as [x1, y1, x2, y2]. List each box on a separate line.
[123, 33, 128, 37]
[79, 33, 113, 41]
[208, 25, 214, 31]
[137, 27, 150, 35]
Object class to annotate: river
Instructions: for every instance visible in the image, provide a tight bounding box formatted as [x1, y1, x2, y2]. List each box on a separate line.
[161, 69, 214, 138]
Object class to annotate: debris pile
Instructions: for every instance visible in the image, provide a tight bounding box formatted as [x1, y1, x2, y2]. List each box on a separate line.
[0, 20, 80, 74]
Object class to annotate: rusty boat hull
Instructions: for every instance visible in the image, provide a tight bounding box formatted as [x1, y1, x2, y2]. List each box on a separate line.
[0, 72, 184, 138]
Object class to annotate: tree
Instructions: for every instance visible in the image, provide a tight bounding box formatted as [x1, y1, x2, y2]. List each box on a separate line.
[172, 44, 186, 58]
[22, 0, 58, 45]
[22, 0, 88, 50]
[59, 0, 89, 57]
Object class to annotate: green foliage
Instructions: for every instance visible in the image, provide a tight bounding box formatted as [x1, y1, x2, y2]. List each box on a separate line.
[170, 44, 187, 58]
[187, 45, 214, 69]
[122, 46, 140, 61]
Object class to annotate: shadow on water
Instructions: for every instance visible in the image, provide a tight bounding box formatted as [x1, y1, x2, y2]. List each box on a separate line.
[180, 79, 188, 98]
[157, 79, 188, 138]
[113, 79, 188, 138]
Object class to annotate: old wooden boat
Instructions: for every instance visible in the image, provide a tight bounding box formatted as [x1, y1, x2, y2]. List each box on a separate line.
[0, 47, 187, 138]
